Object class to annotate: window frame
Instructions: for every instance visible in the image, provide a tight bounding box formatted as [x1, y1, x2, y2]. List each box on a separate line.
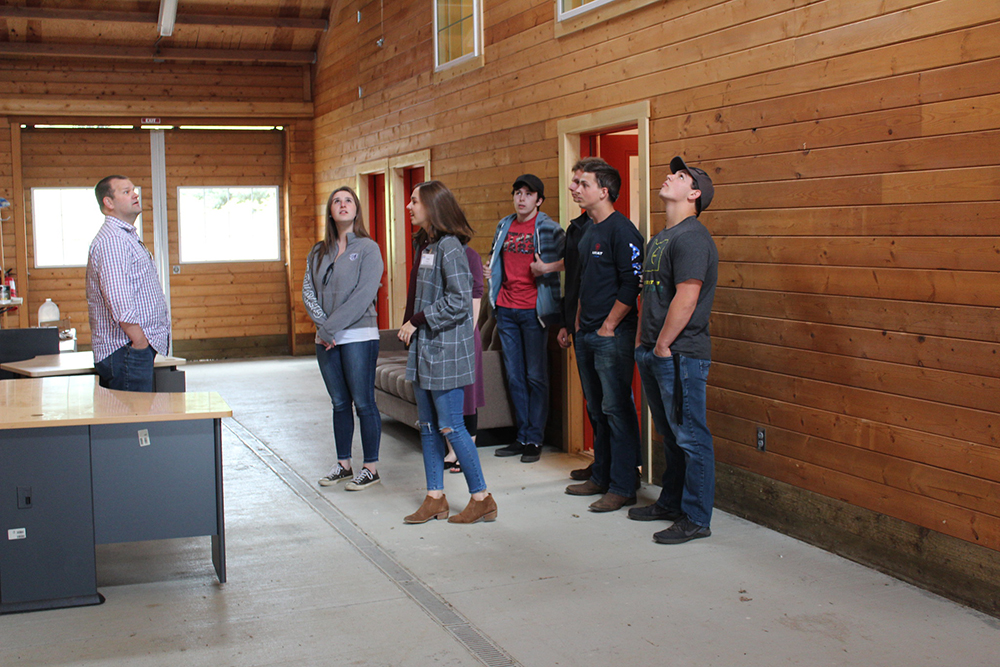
[29, 186, 143, 269]
[175, 184, 282, 264]
[433, 0, 482, 73]
[557, 0, 616, 22]
[554, 0, 661, 37]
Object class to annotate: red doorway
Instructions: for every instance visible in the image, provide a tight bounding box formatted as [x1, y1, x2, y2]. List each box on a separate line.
[367, 173, 389, 329]
[402, 166, 425, 274]
[578, 127, 642, 453]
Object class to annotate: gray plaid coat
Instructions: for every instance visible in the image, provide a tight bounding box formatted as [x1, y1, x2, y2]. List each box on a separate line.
[406, 234, 475, 391]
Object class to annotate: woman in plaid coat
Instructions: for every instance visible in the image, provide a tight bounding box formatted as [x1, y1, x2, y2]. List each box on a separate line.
[397, 181, 497, 525]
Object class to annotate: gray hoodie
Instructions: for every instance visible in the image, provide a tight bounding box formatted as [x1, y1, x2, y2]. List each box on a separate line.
[302, 233, 384, 343]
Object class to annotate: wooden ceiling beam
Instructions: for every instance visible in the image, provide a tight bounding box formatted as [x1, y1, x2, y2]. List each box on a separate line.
[0, 7, 328, 31]
[0, 42, 316, 64]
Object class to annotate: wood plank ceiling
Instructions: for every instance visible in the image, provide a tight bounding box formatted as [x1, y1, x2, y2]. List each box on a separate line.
[0, 0, 335, 64]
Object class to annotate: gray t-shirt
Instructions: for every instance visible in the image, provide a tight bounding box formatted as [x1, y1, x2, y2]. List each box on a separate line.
[639, 217, 718, 360]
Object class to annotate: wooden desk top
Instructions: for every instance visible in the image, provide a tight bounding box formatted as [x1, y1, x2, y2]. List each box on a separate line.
[0, 375, 232, 430]
[0, 351, 186, 378]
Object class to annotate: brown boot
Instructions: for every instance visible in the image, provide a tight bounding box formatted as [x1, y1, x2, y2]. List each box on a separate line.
[448, 494, 498, 524]
[565, 479, 608, 496]
[404, 494, 449, 524]
[589, 492, 637, 513]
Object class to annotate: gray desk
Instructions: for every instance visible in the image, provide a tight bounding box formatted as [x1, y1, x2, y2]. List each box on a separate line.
[0, 375, 232, 614]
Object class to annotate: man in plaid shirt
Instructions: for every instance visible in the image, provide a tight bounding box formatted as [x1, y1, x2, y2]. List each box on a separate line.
[86, 175, 170, 392]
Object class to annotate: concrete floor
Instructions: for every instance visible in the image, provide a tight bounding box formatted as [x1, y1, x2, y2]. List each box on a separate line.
[4, 357, 999, 666]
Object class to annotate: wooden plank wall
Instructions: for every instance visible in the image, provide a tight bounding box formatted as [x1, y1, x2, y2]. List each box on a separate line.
[0, 60, 311, 117]
[164, 129, 290, 359]
[285, 119, 321, 353]
[17, 127, 290, 359]
[309, 0, 1000, 566]
[20, 129, 153, 337]
[0, 119, 14, 285]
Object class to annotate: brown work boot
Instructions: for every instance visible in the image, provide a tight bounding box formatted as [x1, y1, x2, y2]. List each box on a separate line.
[448, 494, 498, 524]
[404, 494, 450, 524]
[589, 492, 637, 513]
[569, 463, 593, 481]
[565, 479, 609, 496]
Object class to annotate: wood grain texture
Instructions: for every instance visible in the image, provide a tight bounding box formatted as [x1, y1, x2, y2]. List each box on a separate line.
[308, 2, 1000, 556]
[17, 127, 289, 358]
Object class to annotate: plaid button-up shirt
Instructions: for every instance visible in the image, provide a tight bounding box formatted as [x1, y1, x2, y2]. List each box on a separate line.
[86, 215, 170, 362]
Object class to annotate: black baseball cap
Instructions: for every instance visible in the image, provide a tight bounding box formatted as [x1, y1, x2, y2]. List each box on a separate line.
[670, 156, 714, 214]
[512, 174, 545, 200]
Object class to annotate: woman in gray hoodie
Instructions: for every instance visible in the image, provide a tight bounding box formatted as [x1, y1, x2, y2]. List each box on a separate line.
[303, 186, 385, 491]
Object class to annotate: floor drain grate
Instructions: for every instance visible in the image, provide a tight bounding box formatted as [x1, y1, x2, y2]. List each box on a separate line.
[449, 623, 515, 667]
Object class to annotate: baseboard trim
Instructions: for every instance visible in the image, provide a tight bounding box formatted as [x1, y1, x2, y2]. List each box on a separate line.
[715, 462, 1000, 618]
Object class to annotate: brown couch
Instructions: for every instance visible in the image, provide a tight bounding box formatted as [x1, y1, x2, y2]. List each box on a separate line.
[374, 300, 514, 431]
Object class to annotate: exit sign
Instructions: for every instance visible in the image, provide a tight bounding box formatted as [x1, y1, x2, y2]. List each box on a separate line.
[141, 117, 161, 124]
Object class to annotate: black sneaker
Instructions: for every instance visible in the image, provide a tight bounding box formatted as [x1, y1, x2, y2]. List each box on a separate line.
[628, 503, 684, 522]
[495, 442, 525, 457]
[318, 463, 353, 486]
[345, 467, 381, 491]
[521, 444, 542, 463]
[653, 517, 711, 544]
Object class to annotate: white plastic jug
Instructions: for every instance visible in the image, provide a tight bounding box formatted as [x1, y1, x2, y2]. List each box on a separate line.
[38, 298, 60, 327]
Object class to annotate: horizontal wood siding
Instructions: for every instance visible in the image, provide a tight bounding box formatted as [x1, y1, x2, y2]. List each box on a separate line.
[285, 119, 319, 353]
[310, 0, 1000, 555]
[164, 129, 289, 358]
[0, 119, 13, 283]
[0, 59, 312, 117]
[20, 129, 153, 339]
[16, 127, 289, 359]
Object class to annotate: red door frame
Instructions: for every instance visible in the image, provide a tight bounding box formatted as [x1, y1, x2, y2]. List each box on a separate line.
[367, 173, 389, 329]
[579, 128, 642, 453]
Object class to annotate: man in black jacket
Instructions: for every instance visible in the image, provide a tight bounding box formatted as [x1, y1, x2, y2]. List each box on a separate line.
[564, 157, 644, 513]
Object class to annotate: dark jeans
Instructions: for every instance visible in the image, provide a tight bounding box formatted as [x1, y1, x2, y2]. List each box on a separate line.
[414, 384, 487, 494]
[316, 340, 381, 464]
[635, 346, 714, 528]
[495, 306, 548, 446]
[95, 343, 156, 392]
[574, 328, 641, 497]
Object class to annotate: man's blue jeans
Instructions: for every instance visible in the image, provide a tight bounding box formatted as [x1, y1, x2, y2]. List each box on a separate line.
[95, 343, 156, 392]
[414, 384, 488, 494]
[495, 306, 548, 446]
[574, 328, 641, 497]
[316, 340, 381, 464]
[635, 346, 714, 528]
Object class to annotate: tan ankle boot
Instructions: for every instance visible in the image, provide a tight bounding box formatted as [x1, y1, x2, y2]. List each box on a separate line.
[404, 494, 449, 524]
[448, 494, 497, 524]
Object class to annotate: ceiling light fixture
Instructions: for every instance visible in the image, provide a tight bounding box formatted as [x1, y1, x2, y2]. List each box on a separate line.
[158, 0, 178, 37]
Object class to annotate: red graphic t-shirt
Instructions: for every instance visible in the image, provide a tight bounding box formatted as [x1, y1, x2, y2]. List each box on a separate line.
[496, 214, 538, 310]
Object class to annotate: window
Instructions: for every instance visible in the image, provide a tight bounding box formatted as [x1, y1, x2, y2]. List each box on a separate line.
[559, 0, 615, 20]
[177, 186, 280, 263]
[434, 0, 480, 70]
[31, 187, 141, 268]
[555, 0, 660, 36]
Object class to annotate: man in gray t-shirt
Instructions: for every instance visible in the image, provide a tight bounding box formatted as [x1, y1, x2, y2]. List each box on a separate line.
[631, 156, 719, 545]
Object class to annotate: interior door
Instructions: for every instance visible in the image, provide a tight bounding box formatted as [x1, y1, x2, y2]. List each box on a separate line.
[367, 173, 389, 329]
[578, 128, 641, 454]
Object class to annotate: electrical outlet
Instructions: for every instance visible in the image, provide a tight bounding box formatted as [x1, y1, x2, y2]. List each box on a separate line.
[756, 426, 766, 452]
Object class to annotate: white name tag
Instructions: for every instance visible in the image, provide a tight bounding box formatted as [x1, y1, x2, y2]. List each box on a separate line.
[420, 252, 435, 268]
